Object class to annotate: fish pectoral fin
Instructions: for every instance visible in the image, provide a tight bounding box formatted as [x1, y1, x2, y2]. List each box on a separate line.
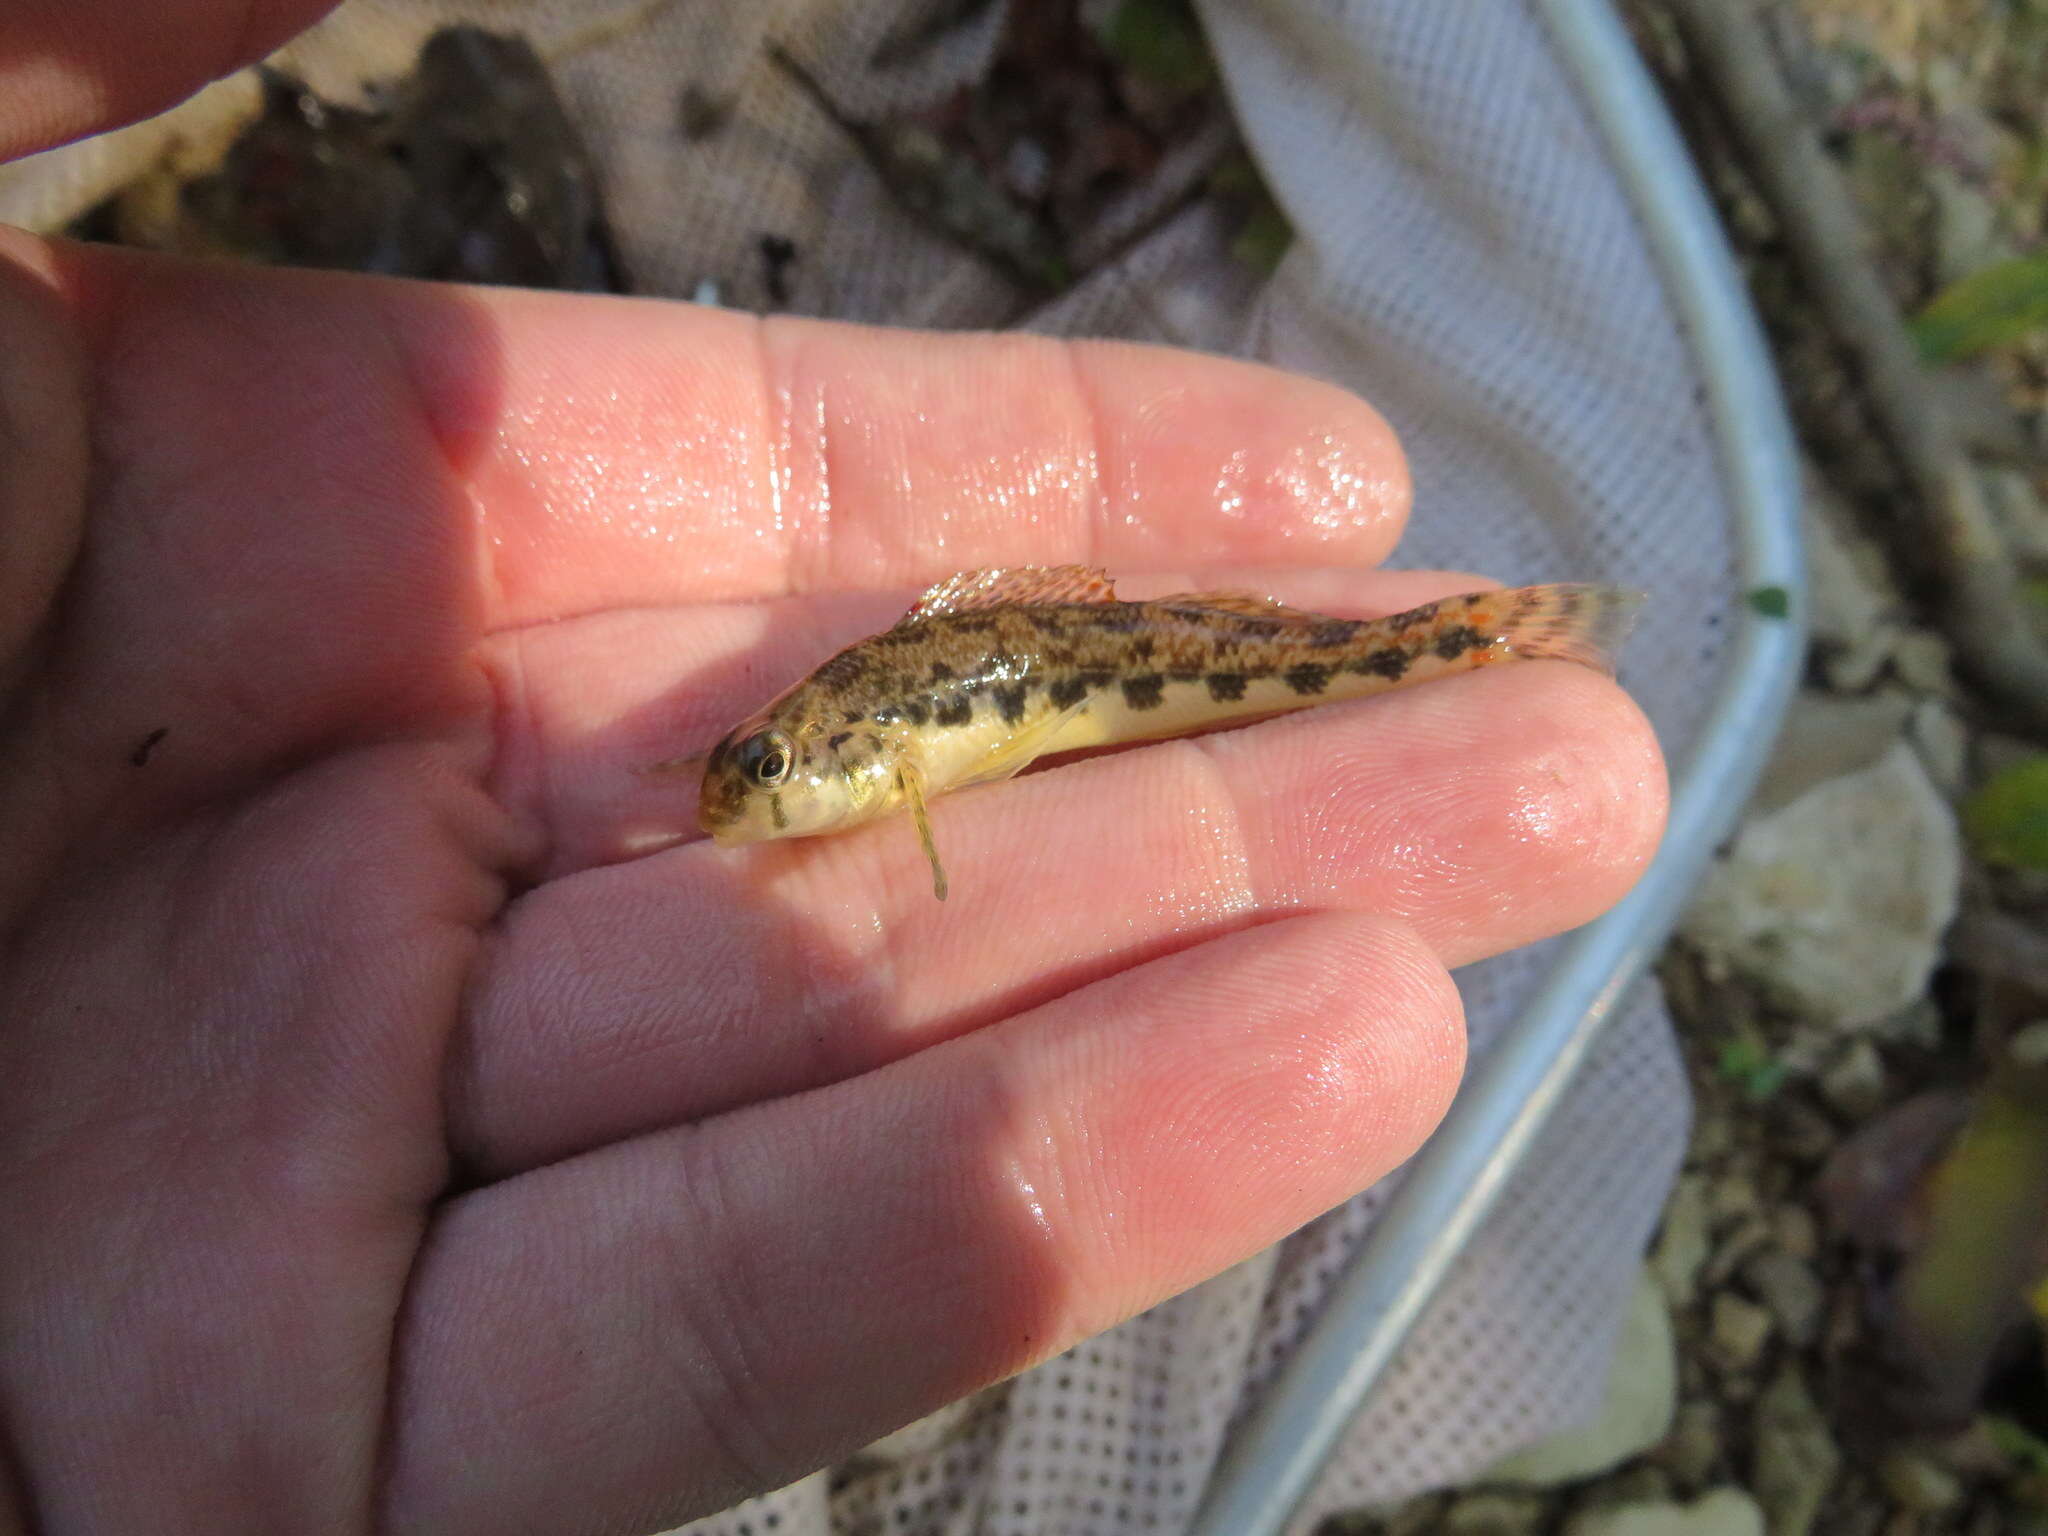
[898, 564, 1117, 625]
[635, 749, 708, 779]
[951, 700, 1092, 790]
[1168, 590, 1326, 625]
[896, 754, 948, 902]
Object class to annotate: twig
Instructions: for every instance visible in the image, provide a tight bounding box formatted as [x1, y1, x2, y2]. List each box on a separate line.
[1663, 0, 2048, 736]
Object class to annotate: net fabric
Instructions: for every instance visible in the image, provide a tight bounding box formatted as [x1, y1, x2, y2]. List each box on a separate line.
[2, 1, 1727, 1529]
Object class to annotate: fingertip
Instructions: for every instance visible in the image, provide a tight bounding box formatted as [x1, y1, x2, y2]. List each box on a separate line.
[1498, 663, 1669, 908]
[1068, 338, 1412, 566]
[1042, 909, 1466, 1306]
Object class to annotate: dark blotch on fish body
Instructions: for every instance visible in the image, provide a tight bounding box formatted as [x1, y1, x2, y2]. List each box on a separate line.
[1284, 662, 1331, 696]
[935, 694, 973, 728]
[1121, 674, 1166, 711]
[1433, 624, 1484, 660]
[1206, 672, 1247, 702]
[1049, 675, 1090, 710]
[993, 681, 1030, 725]
[1354, 648, 1411, 681]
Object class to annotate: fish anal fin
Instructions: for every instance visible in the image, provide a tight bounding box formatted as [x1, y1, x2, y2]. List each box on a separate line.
[1167, 590, 1326, 625]
[900, 565, 1117, 625]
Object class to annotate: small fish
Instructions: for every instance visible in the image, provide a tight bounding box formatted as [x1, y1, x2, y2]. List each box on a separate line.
[654, 566, 1641, 900]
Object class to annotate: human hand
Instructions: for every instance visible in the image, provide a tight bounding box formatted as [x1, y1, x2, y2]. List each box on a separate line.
[0, 11, 1668, 1534]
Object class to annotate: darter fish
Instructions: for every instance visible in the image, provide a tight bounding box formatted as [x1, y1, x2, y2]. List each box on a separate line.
[655, 566, 1640, 900]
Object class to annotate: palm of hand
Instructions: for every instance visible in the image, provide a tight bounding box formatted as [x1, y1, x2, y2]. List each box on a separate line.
[0, 234, 1663, 1534]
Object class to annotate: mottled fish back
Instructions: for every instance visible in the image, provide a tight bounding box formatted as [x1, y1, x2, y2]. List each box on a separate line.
[680, 566, 1642, 898]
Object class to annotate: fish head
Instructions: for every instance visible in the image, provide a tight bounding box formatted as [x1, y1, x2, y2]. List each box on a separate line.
[697, 708, 890, 844]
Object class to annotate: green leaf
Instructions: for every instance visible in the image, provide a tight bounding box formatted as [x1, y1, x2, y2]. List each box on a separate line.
[1910, 251, 2048, 364]
[1745, 584, 1792, 619]
[1716, 1034, 1787, 1102]
[1985, 1414, 2048, 1477]
[1965, 756, 2048, 870]
[1231, 203, 1292, 276]
[1099, 0, 1214, 95]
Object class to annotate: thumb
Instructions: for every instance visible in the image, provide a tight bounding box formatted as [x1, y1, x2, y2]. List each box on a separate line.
[0, 0, 341, 161]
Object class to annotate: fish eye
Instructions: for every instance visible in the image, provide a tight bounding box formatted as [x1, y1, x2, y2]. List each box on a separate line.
[735, 730, 794, 788]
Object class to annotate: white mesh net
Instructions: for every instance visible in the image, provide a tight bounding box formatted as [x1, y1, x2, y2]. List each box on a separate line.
[3, 2, 1725, 1529]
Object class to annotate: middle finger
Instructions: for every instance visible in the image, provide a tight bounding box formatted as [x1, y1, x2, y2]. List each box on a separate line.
[452, 618, 1662, 1177]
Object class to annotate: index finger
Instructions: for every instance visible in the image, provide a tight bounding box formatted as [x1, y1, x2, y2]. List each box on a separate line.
[454, 293, 1413, 623]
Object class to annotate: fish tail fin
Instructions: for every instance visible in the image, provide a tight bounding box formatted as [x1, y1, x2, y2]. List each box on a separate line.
[1490, 583, 1644, 676]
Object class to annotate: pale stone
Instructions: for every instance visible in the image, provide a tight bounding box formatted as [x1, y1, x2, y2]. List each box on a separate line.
[1770, 1204, 1819, 1261]
[1742, 1251, 1827, 1347]
[1564, 1488, 1765, 1536]
[1877, 1449, 1964, 1513]
[1706, 1295, 1773, 1374]
[1682, 745, 1961, 1031]
[2010, 1020, 2048, 1068]
[1753, 1368, 1840, 1536]
[1487, 1269, 1678, 1486]
[1652, 1175, 1712, 1309]
[1799, 469, 1897, 691]
[1655, 1400, 1724, 1489]
[1818, 1038, 1885, 1120]
[1441, 1491, 1547, 1536]
[1749, 690, 1912, 817]
[1909, 698, 1969, 800]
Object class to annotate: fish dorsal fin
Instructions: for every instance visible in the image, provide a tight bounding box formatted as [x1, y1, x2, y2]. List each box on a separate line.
[900, 565, 1118, 625]
[1168, 590, 1326, 624]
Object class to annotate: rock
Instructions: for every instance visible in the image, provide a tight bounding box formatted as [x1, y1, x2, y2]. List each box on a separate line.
[1799, 472, 1898, 691]
[1753, 1367, 1840, 1536]
[1928, 165, 2002, 288]
[1984, 467, 2048, 567]
[1488, 1269, 1677, 1485]
[1908, 699, 1969, 800]
[1653, 1175, 1712, 1308]
[1682, 744, 1962, 1031]
[1564, 1488, 1765, 1536]
[1890, 629, 1955, 695]
[2011, 1020, 2048, 1068]
[1768, 1098, 1841, 1166]
[1690, 1107, 1736, 1162]
[1592, 1466, 1677, 1507]
[1706, 1294, 1774, 1374]
[1377, 1494, 1450, 1536]
[1749, 690, 1912, 817]
[1655, 1400, 1724, 1490]
[1703, 1215, 1774, 1290]
[1708, 1171, 1763, 1227]
[1442, 1491, 1547, 1536]
[1876, 1449, 1963, 1514]
[1818, 1038, 1886, 1120]
[1771, 1204, 1819, 1261]
[1742, 1251, 1827, 1347]
[1871, 997, 1944, 1050]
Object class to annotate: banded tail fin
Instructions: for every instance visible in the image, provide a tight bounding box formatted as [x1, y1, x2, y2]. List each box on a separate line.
[1491, 583, 1643, 676]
